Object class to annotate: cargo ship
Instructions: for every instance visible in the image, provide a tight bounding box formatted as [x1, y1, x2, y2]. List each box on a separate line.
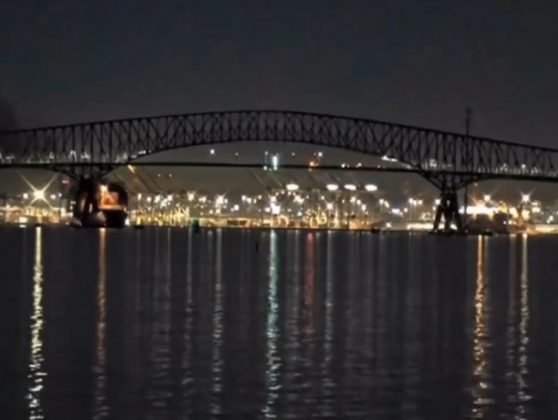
[71, 180, 128, 228]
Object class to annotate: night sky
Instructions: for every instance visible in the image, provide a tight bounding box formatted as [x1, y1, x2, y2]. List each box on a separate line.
[1, 1, 557, 147]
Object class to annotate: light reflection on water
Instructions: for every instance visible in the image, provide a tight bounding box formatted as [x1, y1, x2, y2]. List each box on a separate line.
[2, 228, 558, 419]
[93, 228, 108, 419]
[263, 230, 280, 419]
[470, 235, 489, 418]
[28, 227, 45, 420]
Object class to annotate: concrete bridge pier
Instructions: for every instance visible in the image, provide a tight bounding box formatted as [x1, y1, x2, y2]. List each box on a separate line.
[72, 176, 102, 226]
[432, 189, 463, 233]
[70, 174, 129, 228]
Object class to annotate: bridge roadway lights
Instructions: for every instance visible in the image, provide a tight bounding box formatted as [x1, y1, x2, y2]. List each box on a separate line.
[432, 189, 463, 233]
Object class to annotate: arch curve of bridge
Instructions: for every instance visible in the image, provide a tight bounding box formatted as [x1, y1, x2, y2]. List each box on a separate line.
[2, 109, 558, 190]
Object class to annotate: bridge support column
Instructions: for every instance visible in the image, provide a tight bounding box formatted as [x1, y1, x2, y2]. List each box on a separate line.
[72, 176, 102, 226]
[433, 188, 463, 233]
[69, 173, 129, 228]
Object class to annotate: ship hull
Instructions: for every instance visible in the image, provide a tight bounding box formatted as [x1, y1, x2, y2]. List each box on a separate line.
[102, 209, 128, 228]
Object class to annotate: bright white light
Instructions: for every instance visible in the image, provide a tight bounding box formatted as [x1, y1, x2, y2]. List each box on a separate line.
[33, 189, 46, 202]
[272, 154, 279, 171]
[391, 208, 402, 215]
[326, 203, 333, 210]
[216, 195, 225, 206]
[232, 204, 240, 212]
[462, 205, 497, 216]
[326, 184, 339, 192]
[361, 204, 367, 211]
[271, 203, 281, 215]
[521, 194, 530, 203]
[187, 192, 195, 201]
[137, 193, 142, 200]
[344, 184, 357, 191]
[318, 151, 323, 157]
[286, 183, 299, 191]
[100, 184, 108, 193]
[23, 193, 29, 200]
[364, 184, 378, 192]
[210, 149, 215, 155]
[154, 195, 161, 203]
[50, 194, 57, 200]
[483, 194, 491, 202]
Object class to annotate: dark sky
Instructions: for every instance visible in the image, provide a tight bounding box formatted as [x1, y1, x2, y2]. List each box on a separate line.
[1, 1, 557, 147]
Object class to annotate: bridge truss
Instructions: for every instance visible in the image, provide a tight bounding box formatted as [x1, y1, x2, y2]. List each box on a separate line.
[1, 110, 557, 231]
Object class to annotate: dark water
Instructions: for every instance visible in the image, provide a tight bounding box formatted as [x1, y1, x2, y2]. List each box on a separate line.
[1, 227, 558, 419]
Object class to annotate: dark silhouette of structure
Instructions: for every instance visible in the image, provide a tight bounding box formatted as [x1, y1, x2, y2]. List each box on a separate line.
[1, 110, 557, 231]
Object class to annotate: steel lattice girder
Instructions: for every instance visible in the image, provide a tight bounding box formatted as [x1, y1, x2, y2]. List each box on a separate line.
[0, 110, 557, 185]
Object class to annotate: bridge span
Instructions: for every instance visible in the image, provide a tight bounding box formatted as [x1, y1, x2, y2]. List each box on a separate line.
[1, 110, 557, 231]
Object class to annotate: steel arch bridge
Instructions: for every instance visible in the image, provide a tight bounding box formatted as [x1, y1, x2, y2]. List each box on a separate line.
[1, 109, 557, 231]
[1, 109, 558, 187]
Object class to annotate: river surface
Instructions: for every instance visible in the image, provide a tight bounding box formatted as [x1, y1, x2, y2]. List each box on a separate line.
[1, 227, 558, 419]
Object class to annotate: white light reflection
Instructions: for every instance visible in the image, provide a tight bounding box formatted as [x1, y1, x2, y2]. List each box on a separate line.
[516, 233, 531, 416]
[471, 235, 490, 418]
[93, 228, 108, 419]
[180, 230, 194, 401]
[28, 227, 45, 420]
[320, 232, 335, 417]
[263, 230, 281, 419]
[211, 229, 224, 416]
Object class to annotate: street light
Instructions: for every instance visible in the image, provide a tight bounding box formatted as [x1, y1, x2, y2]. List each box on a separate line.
[32, 189, 46, 202]
[484, 194, 491, 202]
[326, 184, 339, 192]
[364, 183, 378, 192]
[344, 184, 357, 191]
[286, 183, 299, 191]
[521, 194, 530, 204]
